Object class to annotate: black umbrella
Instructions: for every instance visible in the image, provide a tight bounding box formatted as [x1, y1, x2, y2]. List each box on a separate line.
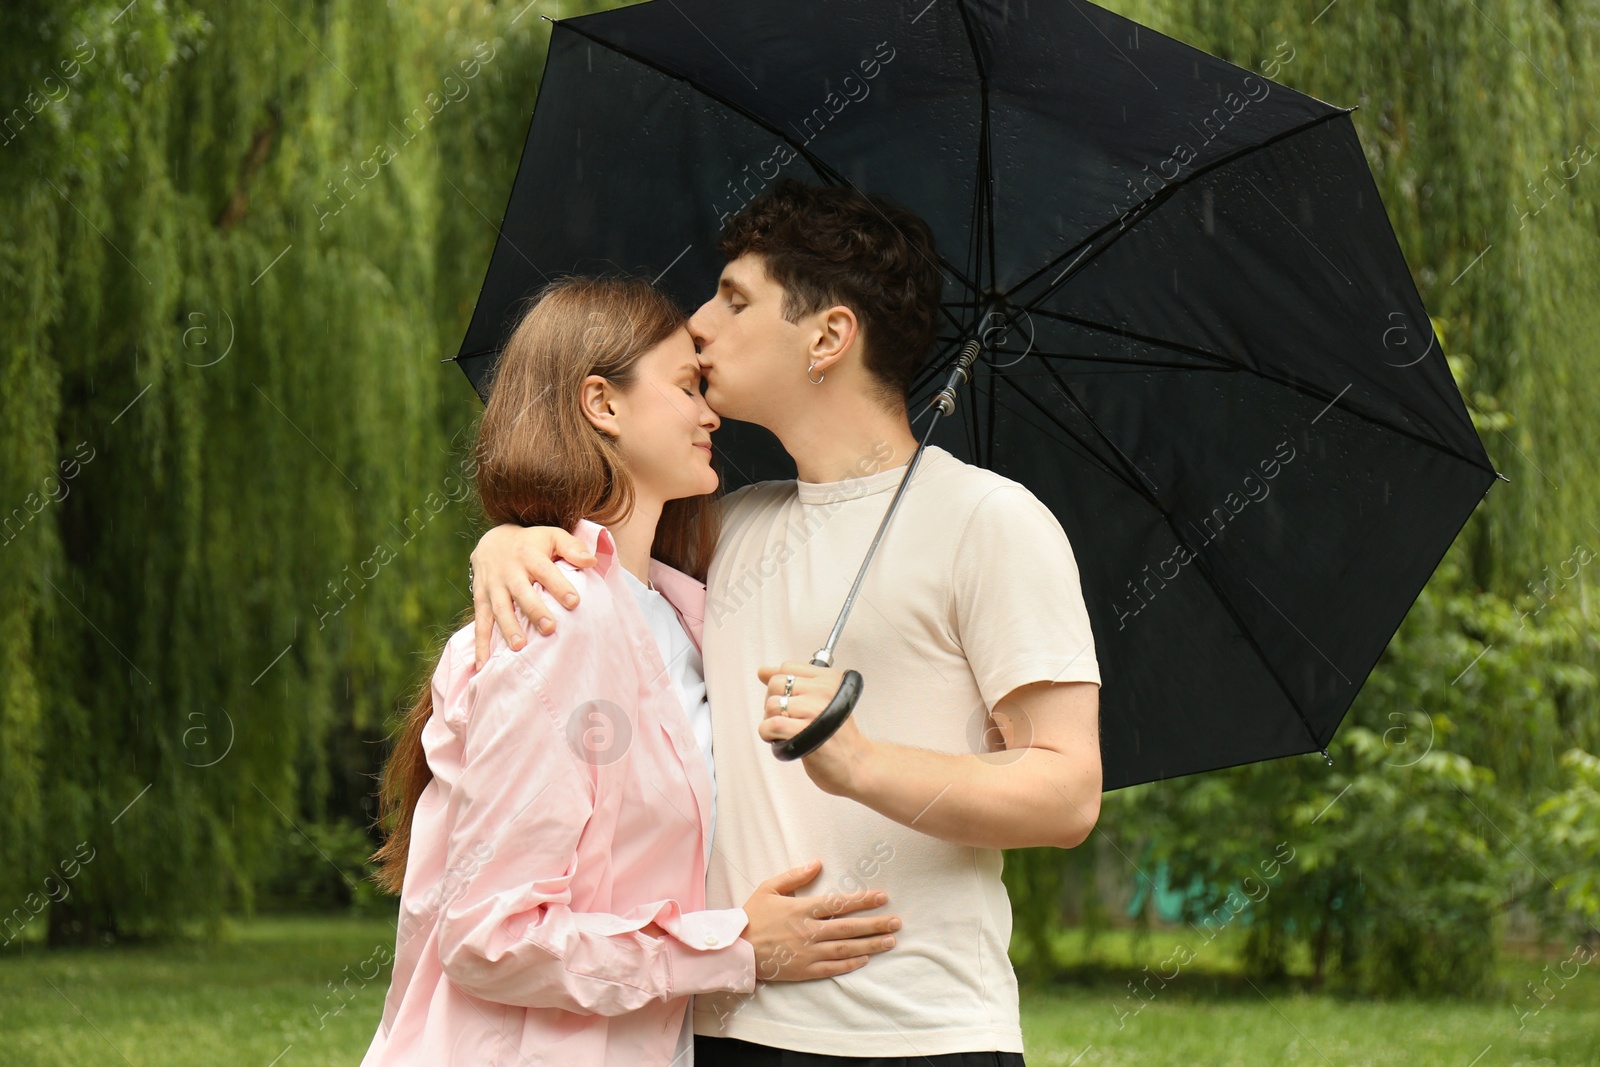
[452, 0, 1502, 789]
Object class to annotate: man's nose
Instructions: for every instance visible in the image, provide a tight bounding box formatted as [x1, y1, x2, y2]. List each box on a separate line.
[687, 306, 713, 350]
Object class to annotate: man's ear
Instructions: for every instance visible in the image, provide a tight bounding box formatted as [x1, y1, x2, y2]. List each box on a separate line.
[807, 305, 860, 376]
[580, 375, 620, 436]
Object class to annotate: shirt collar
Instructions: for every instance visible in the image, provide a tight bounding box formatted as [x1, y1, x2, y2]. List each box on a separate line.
[571, 518, 705, 604]
[574, 518, 704, 648]
[793, 446, 927, 504]
[571, 518, 617, 578]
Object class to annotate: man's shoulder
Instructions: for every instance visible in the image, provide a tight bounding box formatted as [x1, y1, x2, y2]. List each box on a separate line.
[919, 447, 1044, 519]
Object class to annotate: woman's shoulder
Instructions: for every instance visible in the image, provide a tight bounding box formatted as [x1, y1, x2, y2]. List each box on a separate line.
[431, 564, 631, 743]
[446, 562, 623, 675]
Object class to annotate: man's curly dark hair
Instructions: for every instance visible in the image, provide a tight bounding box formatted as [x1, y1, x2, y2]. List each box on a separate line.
[715, 179, 944, 407]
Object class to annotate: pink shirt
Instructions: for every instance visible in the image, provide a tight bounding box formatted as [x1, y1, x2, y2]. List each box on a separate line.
[362, 519, 756, 1066]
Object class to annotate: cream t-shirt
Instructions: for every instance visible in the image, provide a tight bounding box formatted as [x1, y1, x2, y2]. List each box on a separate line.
[690, 444, 1100, 1057]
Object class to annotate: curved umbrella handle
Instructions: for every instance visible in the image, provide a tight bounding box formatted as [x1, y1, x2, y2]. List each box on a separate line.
[769, 667, 864, 762]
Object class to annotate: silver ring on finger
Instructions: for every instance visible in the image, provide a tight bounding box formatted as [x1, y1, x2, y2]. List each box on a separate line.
[783, 673, 796, 699]
[779, 691, 791, 715]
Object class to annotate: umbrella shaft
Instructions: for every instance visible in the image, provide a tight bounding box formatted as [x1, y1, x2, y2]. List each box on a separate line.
[812, 340, 982, 668]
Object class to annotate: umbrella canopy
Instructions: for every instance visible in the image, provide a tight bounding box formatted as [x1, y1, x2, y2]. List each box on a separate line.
[453, 0, 1500, 789]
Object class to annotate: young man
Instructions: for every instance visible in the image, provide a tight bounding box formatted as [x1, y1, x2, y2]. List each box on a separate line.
[468, 180, 1102, 1065]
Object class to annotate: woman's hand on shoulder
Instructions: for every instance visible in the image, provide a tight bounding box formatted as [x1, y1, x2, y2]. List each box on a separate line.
[471, 523, 598, 670]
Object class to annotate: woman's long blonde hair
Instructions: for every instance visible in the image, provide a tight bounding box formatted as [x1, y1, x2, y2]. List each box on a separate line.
[370, 276, 721, 894]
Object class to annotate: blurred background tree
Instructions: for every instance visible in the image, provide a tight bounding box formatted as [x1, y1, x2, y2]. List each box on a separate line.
[0, 0, 600, 945]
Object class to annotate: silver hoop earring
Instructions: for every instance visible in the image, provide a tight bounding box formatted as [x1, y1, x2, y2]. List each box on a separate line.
[807, 362, 825, 385]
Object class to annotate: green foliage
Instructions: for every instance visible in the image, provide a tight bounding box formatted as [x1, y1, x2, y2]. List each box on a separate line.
[0, 0, 603, 943]
[1107, 730, 1505, 996]
[1004, 840, 1113, 980]
[1096, 534, 1597, 995]
[255, 817, 390, 917]
[1533, 749, 1600, 925]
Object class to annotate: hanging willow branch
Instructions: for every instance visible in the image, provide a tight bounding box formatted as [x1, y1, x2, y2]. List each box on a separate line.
[214, 102, 281, 232]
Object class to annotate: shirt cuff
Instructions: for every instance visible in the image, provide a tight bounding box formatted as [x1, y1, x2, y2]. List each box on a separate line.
[662, 907, 757, 997]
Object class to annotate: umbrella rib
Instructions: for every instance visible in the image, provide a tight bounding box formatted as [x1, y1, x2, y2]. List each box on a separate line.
[953, 0, 990, 95]
[955, 0, 998, 467]
[558, 22, 845, 182]
[1024, 307, 1239, 370]
[990, 363, 1328, 760]
[988, 351, 1238, 373]
[937, 302, 968, 338]
[910, 332, 983, 397]
[1002, 108, 1353, 303]
[1022, 307, 1495, 473]
[554, 21, 979, 296]
[963, 127, 984, 308]
[1039, 364, 1162, 499]
[1028, 362, 1332, 756]
[985, 367, 1149, 495]
[952, 0, 994, 471]
[954, 0, 999, 300]
[959, 126, 985, 365]
[912, 342, 1232, 402]
[936, 362, 1334, 766]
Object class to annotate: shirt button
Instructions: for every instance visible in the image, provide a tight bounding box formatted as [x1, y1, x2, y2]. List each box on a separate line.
[705, 935, 719, 947]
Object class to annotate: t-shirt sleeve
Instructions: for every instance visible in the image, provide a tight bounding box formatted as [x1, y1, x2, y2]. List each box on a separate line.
[950, 482, 1101, 710]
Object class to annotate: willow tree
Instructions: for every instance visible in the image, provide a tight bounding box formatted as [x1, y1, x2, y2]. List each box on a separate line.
[0, 0, 594, 945]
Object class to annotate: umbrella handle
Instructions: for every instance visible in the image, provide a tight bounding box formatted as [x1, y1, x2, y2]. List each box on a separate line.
[769, 666, 864, 762]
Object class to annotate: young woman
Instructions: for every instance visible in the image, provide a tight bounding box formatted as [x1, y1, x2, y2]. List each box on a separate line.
[361, 277, 900, 1067]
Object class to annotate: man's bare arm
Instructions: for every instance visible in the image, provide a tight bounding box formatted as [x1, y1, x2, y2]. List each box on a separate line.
[758, 669, 1102, 851]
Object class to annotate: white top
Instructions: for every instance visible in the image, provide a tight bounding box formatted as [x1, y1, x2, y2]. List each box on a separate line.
[621, 566, 717, 855]
[622, 565, 717, 1067]
[690, 445, 1100, 1057]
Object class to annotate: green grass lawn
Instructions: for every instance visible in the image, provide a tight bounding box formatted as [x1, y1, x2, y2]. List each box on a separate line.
[1, 915, 1596, 1066]
[1016, 926, 1600, 1066]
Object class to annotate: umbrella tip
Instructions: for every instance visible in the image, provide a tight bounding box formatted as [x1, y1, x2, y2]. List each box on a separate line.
[1319, 747, 1333, 766]
[1494, 469, 1511, 484]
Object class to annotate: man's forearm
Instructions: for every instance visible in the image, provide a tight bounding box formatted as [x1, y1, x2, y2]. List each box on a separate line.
[844, 741, 1100, 851]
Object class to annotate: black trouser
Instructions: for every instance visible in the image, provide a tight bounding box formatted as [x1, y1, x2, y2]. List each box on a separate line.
[694, 1035, 1025, 1066]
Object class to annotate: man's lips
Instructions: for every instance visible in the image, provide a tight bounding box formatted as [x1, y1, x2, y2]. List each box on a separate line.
[693, 442, 712, 455]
